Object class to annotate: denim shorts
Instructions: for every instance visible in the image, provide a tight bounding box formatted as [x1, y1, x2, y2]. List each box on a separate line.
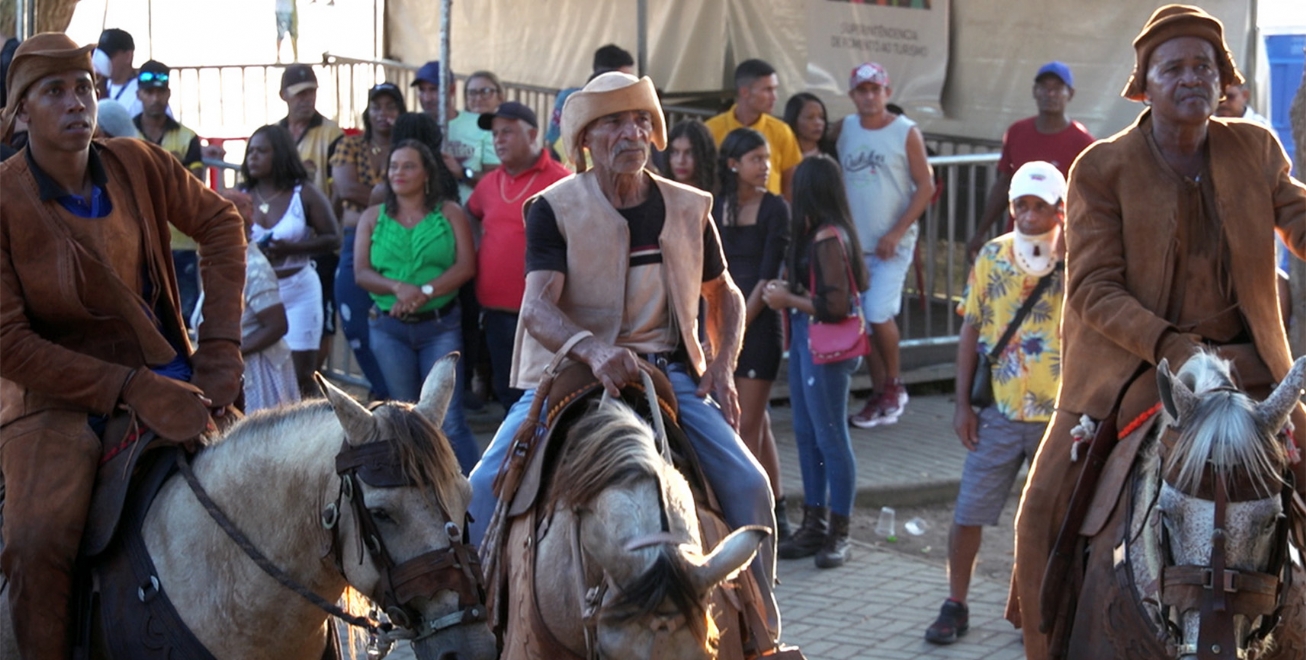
[859, 224, 917, 324]
[954, 406, 1047, 526]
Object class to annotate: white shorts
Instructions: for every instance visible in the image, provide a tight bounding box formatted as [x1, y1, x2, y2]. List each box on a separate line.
[277, 266, 324, 352]
[860, 224, 917, 324]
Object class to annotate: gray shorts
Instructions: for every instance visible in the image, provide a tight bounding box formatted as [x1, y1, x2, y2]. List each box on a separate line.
[954, 407, 1046, 526]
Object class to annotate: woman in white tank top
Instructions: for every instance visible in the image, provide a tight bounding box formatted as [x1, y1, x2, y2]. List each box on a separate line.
[242, 124, 340, 396]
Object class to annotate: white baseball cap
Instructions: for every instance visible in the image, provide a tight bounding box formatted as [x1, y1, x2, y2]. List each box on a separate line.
[1008, 161, 1066, 205]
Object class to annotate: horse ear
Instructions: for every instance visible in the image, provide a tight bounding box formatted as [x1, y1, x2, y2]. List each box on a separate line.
[689, 525, 768, 597]
[415, 352, 459, 429]
[1254, 355, 1306, 436]
[315, 372, 376, 446]
[1157, 358, 1196, 424]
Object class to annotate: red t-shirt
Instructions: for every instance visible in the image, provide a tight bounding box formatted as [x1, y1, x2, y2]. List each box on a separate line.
[468, 150, 571, 311]
[996, 117, 1096, 177]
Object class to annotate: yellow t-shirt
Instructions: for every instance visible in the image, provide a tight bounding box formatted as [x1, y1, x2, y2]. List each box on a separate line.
[704, 107, 803, 195]
[958, 234, 1063, 422]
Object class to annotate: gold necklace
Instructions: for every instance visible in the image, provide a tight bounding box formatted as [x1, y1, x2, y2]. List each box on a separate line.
[499, 169, 541, 205]
[253, 187, 289, 214]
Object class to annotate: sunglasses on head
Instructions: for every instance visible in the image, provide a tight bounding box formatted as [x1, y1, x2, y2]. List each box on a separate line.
[139, 71, 169, 84]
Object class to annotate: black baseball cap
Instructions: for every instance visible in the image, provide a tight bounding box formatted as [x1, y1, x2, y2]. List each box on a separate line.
[137, 60, 170, 89]
[478, 101, 538, 130]
[368, 82, 405, 107]
[281, 64, 318, 96]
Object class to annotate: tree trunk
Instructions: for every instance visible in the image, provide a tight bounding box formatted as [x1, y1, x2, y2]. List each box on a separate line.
[0, 0, 81, 38]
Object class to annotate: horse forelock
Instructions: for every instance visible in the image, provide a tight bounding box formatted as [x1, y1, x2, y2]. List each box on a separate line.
[1165, 379, 1287, 500]
[603, 548, 717, 649]
[549, 401, 664, 510]
[369, 402, 470, 518]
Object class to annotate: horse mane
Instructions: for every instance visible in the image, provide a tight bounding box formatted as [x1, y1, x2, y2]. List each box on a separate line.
[548, 400, 666, 509]
[548, 401, 715, 645]
[1165, 352, 1288, 498]
[224, 397, 469, 519]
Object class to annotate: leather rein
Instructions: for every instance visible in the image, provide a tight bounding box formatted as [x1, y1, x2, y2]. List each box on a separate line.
[177, 425, 487, 649]
[1156, 425, 1296, 660]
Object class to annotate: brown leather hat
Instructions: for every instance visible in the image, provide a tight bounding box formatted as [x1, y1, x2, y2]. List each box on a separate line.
[1121, 4, 1243, 101]
[1, 32, 96, 141]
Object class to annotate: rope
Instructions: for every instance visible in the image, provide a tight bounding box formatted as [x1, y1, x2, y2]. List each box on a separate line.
[175, 452, 379, 632]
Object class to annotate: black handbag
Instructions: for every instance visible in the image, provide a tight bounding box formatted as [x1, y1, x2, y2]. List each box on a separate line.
[969, 266, 1060, 408]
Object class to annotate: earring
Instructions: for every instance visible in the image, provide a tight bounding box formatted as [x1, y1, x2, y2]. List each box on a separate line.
[731, 167, 738, 173]
[425, 180, 430, 195]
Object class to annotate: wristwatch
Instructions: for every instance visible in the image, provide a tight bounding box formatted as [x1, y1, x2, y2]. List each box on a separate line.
[420, 284, 435, 297]
[463, 167, 475, 182]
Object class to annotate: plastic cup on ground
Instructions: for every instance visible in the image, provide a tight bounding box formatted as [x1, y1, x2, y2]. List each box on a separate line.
[875, 506, 896, 541]
[904, 516, 931, 536]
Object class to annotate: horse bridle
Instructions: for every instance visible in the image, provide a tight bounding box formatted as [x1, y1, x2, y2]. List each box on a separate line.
[330, 438, 488, 639]
[179, 426, 487, 652]
[1156, 434, 1296, 660]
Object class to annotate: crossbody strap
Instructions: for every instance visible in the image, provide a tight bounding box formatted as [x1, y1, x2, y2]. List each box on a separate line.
[986, 263, 1061, 360]
[808, 227, 861, 320]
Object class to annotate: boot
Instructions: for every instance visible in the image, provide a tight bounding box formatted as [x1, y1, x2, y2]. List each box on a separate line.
[774, 497, 793, 542]
[814, 512, 851, 568]
[777, 505, 827, 559]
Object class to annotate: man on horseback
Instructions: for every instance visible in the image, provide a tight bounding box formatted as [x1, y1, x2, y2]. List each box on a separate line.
[1009, 5, 1306, 659]
[0, 33, 246, 659]
[467, 71, 782, 640]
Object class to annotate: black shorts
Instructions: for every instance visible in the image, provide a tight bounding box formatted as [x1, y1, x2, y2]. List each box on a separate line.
[314, 252, 339, 335]
[734, 307, 783, 381]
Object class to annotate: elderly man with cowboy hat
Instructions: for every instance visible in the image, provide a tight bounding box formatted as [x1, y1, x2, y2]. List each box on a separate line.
[0, 33, 246, 658]
[467, 70, 783, 640]
[1009, 5, 1306, 659]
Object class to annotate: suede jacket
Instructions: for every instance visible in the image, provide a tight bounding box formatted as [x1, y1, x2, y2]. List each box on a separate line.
[1061, 110, 1306, 420]
[1, 138, 247, 424]
[510, 171, 721, 390]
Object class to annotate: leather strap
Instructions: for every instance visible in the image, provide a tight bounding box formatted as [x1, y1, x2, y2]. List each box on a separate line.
[1195, 473, 1238, 659]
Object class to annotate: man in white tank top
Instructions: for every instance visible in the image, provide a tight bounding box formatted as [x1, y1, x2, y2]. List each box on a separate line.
[833, 62, 936, 429]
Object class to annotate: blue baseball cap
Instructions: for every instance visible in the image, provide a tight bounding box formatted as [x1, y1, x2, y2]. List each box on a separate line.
[1035, 61, 1073, 88]
[412, 61, 443, 87]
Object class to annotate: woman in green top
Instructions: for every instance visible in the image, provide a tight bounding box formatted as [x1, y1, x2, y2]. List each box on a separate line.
[354, 139, 480, 472]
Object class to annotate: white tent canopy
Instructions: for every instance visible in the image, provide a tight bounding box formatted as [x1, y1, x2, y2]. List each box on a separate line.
[387, 0, 1256, 143]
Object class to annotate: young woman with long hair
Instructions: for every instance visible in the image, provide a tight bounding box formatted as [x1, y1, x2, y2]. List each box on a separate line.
[353, 139, 480, 473]
[241, 123, 339, 397]
[762, 155, 869, 569]
[661, 119, 717, 192]
[715, 127, 793, 539]
[784, 92, 836, 159]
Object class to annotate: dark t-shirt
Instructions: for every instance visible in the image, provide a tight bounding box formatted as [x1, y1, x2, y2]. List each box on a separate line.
[524, 183, 725, 353]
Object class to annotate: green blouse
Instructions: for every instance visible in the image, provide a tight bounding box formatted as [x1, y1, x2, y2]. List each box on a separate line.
[368, 203, 458, 312]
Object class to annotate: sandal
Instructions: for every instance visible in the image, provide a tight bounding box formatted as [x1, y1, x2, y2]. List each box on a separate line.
[924, 599, 969, 645]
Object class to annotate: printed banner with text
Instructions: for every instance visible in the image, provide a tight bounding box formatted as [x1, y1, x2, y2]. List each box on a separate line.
[806, 0, 950, 115]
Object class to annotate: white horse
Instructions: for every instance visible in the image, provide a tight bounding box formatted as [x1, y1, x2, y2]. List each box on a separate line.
[499, 397, 767, 659]
[1, 354, 497, 660]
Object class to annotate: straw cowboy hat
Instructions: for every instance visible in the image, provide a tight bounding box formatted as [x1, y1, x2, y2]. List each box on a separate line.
[560, 71, 666, 172]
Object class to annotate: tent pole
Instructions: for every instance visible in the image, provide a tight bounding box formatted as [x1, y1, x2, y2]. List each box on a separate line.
[439, 0, 451, 136]
[637, 0, 647, 77]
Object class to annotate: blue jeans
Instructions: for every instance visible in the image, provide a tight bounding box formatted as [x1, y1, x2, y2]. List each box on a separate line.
[368, 307, 481, 474]
[336, 227, 390, 400]
[788, 312, 860, 516]
[481, 309, 524, 409]
[468, 363, 779, 634]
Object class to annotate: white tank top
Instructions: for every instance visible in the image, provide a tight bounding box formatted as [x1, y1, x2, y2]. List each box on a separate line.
[249, 185, 311, 271]
[837, 114, 918, 252]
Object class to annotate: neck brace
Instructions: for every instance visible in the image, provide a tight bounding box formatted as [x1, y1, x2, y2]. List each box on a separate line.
[1013, 227, 1060, 276]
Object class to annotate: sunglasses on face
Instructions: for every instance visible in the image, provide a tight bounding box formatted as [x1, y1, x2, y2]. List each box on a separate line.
[467, 87, 500, 98]
[139, 71, 169, 84]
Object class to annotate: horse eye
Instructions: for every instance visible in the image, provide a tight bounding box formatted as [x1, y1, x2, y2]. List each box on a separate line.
[369, 508, 394, 523]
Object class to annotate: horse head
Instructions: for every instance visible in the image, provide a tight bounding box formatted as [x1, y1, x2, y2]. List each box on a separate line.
[1153, 352, 1302, 659]
[547, 399, 767, 659]
[318, 353, 496, 660]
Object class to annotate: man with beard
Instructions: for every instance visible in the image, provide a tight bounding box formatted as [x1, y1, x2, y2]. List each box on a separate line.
[1009, 6, 1306, 659]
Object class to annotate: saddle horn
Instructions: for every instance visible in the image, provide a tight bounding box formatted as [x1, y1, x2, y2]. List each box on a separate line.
[1254, 355, 1306, 438]
[316, 372, 377, 446]
[415, 352, 459, 430]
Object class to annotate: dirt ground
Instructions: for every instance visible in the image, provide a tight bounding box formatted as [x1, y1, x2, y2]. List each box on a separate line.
[843, 491, 1021, 585]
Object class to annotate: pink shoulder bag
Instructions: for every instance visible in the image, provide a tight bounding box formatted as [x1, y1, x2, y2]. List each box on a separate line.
[806, 229, 870, 365]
